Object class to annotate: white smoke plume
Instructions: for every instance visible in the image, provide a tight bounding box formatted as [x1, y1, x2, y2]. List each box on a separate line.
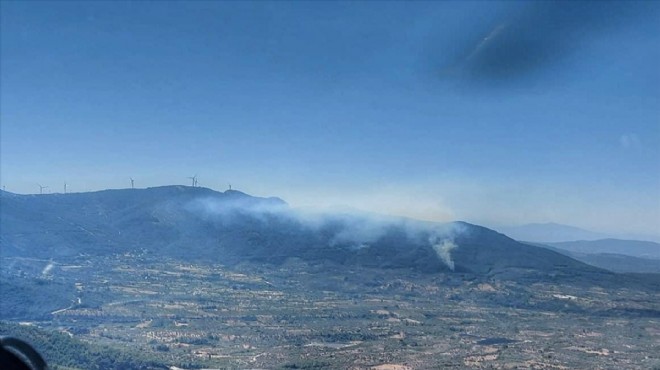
[188, 192, 469, 265]
[42, 261, 55, 276]
[428, 223, 466, 271]
[431, 239, 458, 271]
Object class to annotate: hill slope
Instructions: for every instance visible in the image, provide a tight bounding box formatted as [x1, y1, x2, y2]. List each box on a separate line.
[0, 186, 605, 276]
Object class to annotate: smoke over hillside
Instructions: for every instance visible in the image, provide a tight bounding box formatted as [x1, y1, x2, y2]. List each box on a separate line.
[0, 186, 603, 276]
[188, 191, 468, 270]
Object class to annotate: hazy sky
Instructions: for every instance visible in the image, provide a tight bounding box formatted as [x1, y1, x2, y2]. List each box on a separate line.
[1, 1, 659, 237]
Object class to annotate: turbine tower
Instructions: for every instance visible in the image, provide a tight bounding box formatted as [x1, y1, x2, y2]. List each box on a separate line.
[187, 175, 198, 187]
[38, 184, 48, 195]
[64, 182, 67, 194]
[130, 177, 135, 189]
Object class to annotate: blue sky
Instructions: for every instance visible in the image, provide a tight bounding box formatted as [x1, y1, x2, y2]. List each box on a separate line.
[1, 1, 659, 237]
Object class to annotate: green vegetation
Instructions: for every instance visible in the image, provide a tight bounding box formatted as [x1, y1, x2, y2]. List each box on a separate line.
[280, 360, 332, 369]
[0, 276, 75, 320]
[0, 321, 166, 370]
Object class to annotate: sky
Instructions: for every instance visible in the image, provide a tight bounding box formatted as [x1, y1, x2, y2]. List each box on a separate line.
[1, 1, 659, 238]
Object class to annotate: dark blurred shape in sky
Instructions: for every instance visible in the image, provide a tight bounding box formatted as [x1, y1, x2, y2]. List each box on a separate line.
[438, 1, 658, 88]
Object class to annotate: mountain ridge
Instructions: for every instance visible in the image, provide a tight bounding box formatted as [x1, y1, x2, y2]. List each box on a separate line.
[0, 186, 607, 278]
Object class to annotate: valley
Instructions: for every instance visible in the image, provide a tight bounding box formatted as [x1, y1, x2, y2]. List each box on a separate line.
[2, 253, 659, 369]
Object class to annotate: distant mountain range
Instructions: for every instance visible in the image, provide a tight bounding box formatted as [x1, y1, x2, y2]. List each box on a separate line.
[0, 186, 607, 279]
[542, 247, 660, 274]
[494, 222, 660, 244]
[494, 223, 609, 243]
[545, 239, 660, 260]
[490, 224, 660, 273]
[523, 240, 660, 274]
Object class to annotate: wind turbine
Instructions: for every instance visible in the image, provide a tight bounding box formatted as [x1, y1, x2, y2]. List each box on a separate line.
[228, 183, 232, 190]
[130, 177, 135, 189]
[38, 184, 48, 195]
[187, 175, 198, 187]
[64, 182, 67, 194]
